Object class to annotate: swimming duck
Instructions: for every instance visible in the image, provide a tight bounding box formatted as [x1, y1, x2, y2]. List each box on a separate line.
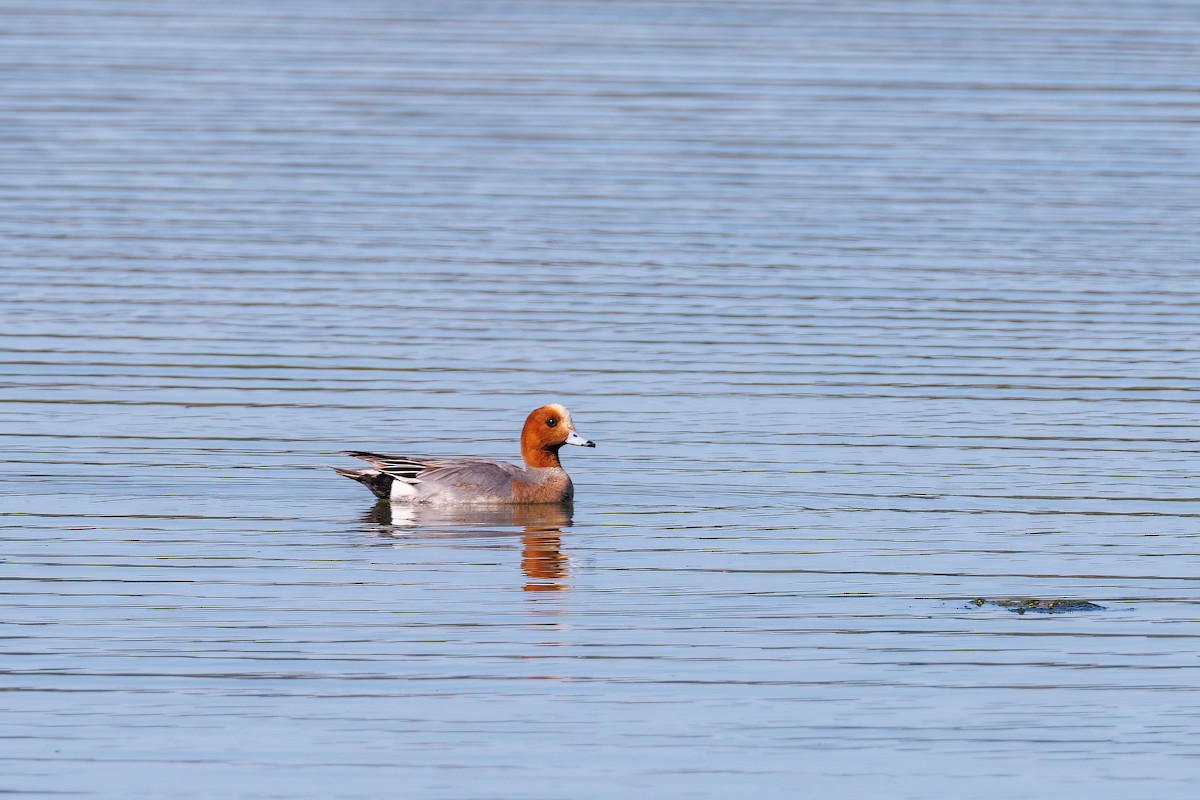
[331, 404, 595, 504]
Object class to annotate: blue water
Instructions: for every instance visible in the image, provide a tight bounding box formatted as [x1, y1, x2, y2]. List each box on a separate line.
[2, 1, 1199, 797]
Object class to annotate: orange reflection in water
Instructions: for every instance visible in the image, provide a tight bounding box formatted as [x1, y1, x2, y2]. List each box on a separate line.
[511, 504, 571, 592]
[521, 531, 567, 592]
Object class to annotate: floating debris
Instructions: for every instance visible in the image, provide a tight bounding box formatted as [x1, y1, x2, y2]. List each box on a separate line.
[971, 598, 1106, 615]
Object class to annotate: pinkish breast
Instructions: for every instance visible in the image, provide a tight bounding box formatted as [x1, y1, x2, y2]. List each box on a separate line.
[513, 468, 574, 504]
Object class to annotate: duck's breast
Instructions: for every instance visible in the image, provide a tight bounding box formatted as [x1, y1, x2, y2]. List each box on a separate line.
[513, 468, 573, 504]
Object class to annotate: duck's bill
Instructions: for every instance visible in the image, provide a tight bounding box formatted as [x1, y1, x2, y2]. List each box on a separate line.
[565, 430, 596, 447]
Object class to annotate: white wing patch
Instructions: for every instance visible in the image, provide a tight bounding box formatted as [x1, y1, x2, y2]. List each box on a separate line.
[390, 480, 418, 500]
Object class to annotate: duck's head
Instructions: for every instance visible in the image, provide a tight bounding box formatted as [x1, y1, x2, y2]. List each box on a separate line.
[521, 403, 595, 467]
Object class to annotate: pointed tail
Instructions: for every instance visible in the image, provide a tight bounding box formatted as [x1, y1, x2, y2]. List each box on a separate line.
[328, 466, 394, 501]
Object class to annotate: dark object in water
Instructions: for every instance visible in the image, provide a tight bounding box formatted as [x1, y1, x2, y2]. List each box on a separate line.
[971, 598, 1106, 615]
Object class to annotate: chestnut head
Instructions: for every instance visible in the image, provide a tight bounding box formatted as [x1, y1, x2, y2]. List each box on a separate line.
[520, 404, 595, 467]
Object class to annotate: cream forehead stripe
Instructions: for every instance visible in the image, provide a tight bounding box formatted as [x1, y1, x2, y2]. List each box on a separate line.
[546, 403, 573, 428]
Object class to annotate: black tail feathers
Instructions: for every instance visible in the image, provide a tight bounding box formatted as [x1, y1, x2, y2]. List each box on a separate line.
[329, 466, 394, 500]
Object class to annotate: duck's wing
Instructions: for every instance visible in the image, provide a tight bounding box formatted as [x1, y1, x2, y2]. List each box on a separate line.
[419, 457, 525, 482]
[341, 451, 431, 482]
[342, 452, 525, 489]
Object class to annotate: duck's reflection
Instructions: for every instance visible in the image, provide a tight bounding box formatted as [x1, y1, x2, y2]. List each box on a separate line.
[362, 502, 572, 592]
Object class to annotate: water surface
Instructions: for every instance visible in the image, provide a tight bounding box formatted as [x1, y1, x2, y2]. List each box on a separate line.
[2, 1, 1199, 797]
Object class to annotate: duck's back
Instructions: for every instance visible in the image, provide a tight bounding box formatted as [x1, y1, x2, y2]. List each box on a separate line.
[400, 458, 523, 504]
[405, 460, 575, 505]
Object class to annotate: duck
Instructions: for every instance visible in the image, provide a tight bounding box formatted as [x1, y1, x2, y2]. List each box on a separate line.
[331, 404, 595, 504]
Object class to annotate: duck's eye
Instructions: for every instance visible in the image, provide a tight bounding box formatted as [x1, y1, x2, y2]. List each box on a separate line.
[546, 418, 558, 428]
